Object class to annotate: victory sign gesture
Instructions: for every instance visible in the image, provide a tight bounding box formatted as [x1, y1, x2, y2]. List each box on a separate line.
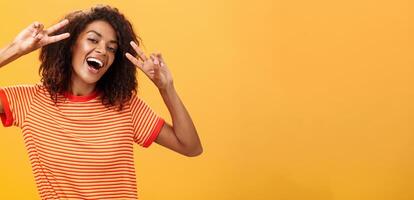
[125, 41, 173, 90]
[0, 19, 70, 68]
[13, 19, 70, 55]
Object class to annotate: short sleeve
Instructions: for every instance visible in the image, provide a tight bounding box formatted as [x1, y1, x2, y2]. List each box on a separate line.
[130, 95, 165, 148]
[0, 85, 38, 128]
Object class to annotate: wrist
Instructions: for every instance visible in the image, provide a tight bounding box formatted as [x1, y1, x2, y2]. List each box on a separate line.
[0, 42, 23, 67]
[159, 83, 175, 96]
[9, 41, 25, 57]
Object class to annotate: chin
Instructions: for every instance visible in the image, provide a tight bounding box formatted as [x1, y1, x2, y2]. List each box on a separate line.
[79, 74, 101, 85]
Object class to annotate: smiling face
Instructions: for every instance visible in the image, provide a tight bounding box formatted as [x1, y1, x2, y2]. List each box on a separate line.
[71, 20, 118, 89]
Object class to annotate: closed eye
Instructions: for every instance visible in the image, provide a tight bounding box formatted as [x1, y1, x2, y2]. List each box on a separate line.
[88, 38, 98, 43]
[107, 46, 117, 53]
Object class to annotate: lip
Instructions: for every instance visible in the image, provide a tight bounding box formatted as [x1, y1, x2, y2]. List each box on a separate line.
[86, 56, 105, 66]
[87, 57, 104, 66]
[87, 63, 100, 74]
[85, 56, 105, 74]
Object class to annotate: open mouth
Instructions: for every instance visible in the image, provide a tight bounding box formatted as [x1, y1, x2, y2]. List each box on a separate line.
[86, 57, 104, 70]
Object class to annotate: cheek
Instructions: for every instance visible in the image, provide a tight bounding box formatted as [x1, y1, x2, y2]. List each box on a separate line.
[72, 44, 88, 62]
[71, 48, 81, 67]
[98, 55, 116, 75]
[107, 54, 116, 67]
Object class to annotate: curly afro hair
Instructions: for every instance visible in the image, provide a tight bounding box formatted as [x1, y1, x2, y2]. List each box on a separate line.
[39, 5, 141, 110]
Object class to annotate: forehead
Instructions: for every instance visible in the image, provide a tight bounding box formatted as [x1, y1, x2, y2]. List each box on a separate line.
[81, 20, 117, 41]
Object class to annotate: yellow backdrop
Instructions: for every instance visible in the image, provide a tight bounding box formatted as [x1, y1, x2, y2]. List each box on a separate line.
[0, 0, 413, 199]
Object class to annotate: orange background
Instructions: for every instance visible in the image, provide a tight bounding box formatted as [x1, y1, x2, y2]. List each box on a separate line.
[0, 0, 413, 199]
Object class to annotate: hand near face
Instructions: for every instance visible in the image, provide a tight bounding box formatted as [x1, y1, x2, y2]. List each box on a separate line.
[125, 41, 173, 90]
[13, 19, 70, 55]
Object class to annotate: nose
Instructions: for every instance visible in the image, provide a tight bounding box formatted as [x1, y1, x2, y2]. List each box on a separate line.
[94, 43, 107, 55]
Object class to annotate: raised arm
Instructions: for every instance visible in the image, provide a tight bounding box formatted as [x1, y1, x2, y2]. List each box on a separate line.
[126, 41, 203, 157]
[0, 20, 70, 68]
[0, 20, 70, 113]
[0, 42, 23, 68]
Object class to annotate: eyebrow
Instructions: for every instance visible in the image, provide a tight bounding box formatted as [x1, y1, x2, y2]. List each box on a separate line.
[86, 30, 118, 44]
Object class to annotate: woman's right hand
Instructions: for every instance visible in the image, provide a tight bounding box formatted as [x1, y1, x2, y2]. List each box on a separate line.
[13, 19, 70, 55]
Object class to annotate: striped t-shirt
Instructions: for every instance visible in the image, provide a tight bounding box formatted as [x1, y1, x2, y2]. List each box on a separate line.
[0, 84, 165, 199]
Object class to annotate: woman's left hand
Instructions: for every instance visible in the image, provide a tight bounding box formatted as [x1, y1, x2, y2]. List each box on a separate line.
[125, 41, 173, 90]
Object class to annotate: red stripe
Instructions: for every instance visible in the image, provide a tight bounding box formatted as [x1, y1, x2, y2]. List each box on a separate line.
[144, 118, 165, 147]
[0, 88, 13, 126]
[1, 84, 163, 198]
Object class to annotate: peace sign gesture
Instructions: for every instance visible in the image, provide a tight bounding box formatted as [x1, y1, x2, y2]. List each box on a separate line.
[125, 41, 173, 90]
[13, 19, 70, 55]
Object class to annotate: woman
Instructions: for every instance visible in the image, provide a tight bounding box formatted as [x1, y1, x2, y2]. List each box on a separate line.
[0, 5, 202, 200]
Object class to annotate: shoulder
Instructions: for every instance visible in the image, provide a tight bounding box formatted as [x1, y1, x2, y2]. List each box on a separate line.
[1, 83, 37, 89]
[1, 83, 43, 94]
[128, 92, 155, 112]
[128, 91, 144, 105]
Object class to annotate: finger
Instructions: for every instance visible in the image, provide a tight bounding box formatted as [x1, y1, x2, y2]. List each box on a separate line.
[151, 54, 160, 65]
[44, 33, 70, 45]
[130, 41, 148, 61]
[33, 21, 41, 29]
[46, 19, 69, 35]
[156, 53, 165, 67]
[156, 53, 163, 61]
[150, 54, 161, 77]
[125, 52, 144, 69]
[34, 32, 44, 43]
[153, 59, 161, 78]
[31, 21, 40, 34]
[32, 22, 44, 37]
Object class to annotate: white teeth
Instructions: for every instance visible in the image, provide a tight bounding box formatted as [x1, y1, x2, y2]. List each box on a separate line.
[86, 57, 103, 67]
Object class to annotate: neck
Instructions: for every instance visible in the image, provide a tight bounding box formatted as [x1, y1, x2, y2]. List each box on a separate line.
[70, 77, 97, 96]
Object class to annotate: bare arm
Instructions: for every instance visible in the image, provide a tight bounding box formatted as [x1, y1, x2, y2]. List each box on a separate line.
[0, 20, 70, 113]
[1, 20, 70, 68]
[0, 41, 21, 113]
[0, 42, 23, 68]
[0, 40, 23, 114]
[126, 42, 203, 157]
[155, 85, 202, 157]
